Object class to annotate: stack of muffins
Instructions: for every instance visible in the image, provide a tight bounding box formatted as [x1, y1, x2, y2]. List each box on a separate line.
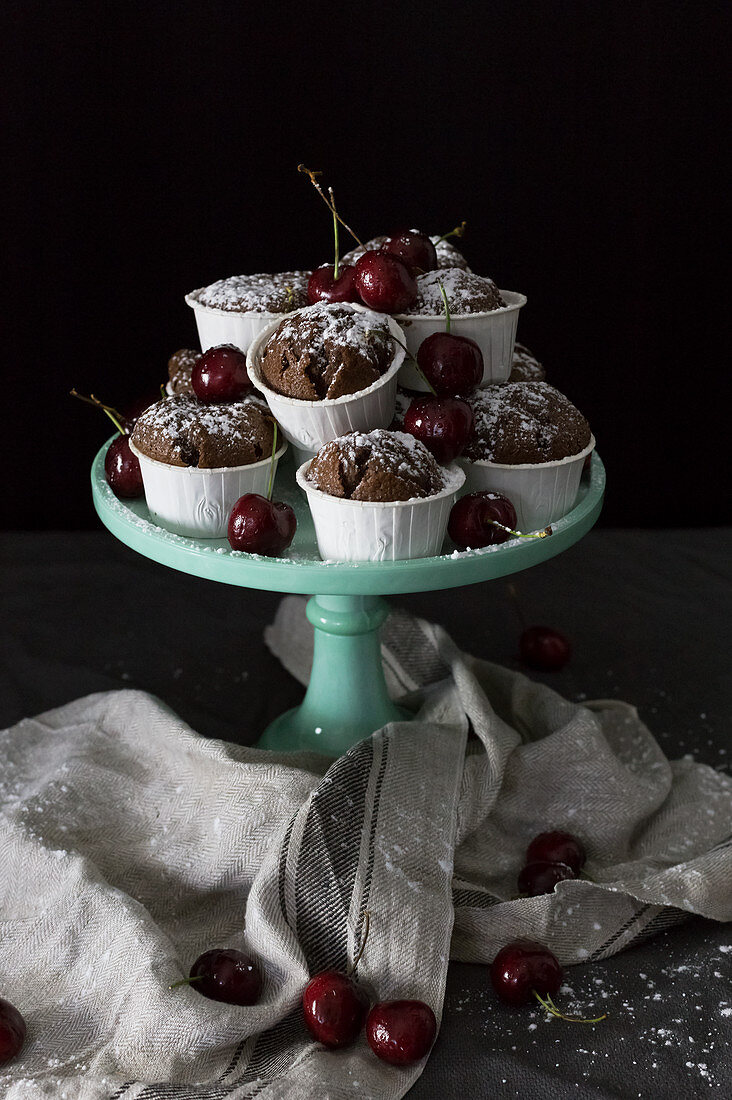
[128, 236, 593, 560]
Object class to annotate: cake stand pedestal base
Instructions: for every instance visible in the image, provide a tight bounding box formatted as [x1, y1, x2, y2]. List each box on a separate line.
[258, 594, 410, 755]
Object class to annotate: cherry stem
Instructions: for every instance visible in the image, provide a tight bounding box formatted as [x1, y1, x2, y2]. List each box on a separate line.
[169, 975, 204, 991]
[329, 186, 340, 281]
[533, 990, 607, 1024]
[434, 220, 467, 245]
[438, 280, 451, 334]
[70, 389, 127, 435]
[489, 520, 552, 540]
[266, 421, 279, 501]
[347, 910, 371, 976]
[387, 333, 437, 396]
[298, 164, 364, 248]
[160, 383, 166, 399]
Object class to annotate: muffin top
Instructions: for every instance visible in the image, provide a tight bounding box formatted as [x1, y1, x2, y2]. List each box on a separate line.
[342, 234, 471, 272]
[508, 343, 546, 383]
[260, 303, 394, 401]
[188, 271, 311, 314]
[167, 348, 200, 395]
[307, 429, 447, 502]
[401, 268, 506, 315]
[464, 381, 591, 464]
[131, 394, 276, 469]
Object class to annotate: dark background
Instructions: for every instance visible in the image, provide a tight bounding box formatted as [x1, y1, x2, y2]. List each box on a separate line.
[3, 0, 729, 529]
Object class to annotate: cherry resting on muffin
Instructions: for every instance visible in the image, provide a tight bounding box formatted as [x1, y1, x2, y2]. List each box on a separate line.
[491, 940, 606, 1023]
[0, 997, 26, 1066]
[302, 970, 370, 1048]
[366, 1000, 437, 1065]
[520, 625, 572, 671]
[170, 948, 262, 1005]
[448, 491, 518, 549]
[308, 263, 360, 304]
[381, 229, 437, 275]
[192, 344, 252, 403]
[526, 831, 586, 874]
[518, 860, 577, 896]
[402, 395, 473, 464]
[355, 250, 418, 313]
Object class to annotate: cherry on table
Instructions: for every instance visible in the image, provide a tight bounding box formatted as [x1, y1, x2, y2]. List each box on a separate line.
[175, 948, 262, 1005]
[518, 860, 577, 896]
[192, 344, 252, 403]
[519, 625, 572, 671]
[104, 435, 144, 499]
[416, 332, 483, 395]
[366, 999, 437, 1065]
[355, 251, 418, 313]
[228, 493, 296, 555]
[307, 264, 360, 304]
[527, 831, 586, 873]
[490, 940, 562, 1006]
[0, 997, 27, 1066]
[302, 970, 369, 1048]
[381, 229, 437, 275]
[402, 395, 473, 464]
[448, 491, 517, 549]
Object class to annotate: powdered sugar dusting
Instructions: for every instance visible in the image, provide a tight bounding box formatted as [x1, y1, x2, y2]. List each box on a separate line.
[189, 271, 311, 313]
[403, 268, 507, 316]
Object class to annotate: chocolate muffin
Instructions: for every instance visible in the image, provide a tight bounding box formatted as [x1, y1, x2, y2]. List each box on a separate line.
[307, 429, 446, 502]
[188, 271, 311, 314]
[342, 234, 471, 272]
[464, 382, 591, 464]
[167, 348, 200, 395]
[402, 268, 506, 315]
[508, 343, 546, 383]
[260, 303, 394, 401]
[131, 394, 276, 469]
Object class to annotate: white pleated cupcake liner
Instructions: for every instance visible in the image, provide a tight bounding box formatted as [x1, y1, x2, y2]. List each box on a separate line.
[296, 460, 466, 562]
[393, 289, 526, 391]
[129, 439, 288, 538]
[185, 293, 290, 355]
[246, 306, 406, 453]
[458, 435, 596, 533]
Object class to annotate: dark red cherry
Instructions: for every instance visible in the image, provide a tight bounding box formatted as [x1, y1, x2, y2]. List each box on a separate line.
[354, 251, 418, 313]
[228, 493, 296, 555]
[448, 491, 517, 549]
[416, 332, 483, 395]
[526, 831, 586, 874]
[302, 970, 369, 1048]
[187, 948, 262, 1005]
[0, 997, 26, 1066]
[366, 1000, 437, 1065]
[490, 940, 562, 1006]
[402, 395, 473, 463]
[307, 264, 360, 304]
[520, 625, 572, 671]
[104, 435, 144, 499]
[518, 860, 577, 896]
[381, 229, 437, 275]
[192, 344, 252, 403]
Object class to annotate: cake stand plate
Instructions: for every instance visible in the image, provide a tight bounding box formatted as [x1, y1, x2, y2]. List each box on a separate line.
[92, 441, 605, 755]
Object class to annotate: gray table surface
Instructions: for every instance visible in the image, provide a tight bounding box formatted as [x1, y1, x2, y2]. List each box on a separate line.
[2, 529, 730, 1098]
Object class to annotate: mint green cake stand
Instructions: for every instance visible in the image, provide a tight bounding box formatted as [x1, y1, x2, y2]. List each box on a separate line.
[92, 441, 605, 756]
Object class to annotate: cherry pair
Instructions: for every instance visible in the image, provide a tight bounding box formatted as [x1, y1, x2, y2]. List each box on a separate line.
[308, 229, 435, 313]
[518, 831, 586, 897]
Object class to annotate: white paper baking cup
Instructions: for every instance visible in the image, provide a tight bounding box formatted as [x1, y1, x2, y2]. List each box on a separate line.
[393, 290, 526, 391]
[458, 435, 595, 533]
[296, 459, 465, 562]
[246, 306, 406, 453]
[185, 292, 292, 355]
[129, 438, 287, 538]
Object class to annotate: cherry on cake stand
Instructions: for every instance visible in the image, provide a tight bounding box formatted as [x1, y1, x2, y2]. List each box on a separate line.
[91, 441, 605, 757]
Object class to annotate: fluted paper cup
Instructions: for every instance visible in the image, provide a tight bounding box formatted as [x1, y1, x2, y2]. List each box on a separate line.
[394, 290, 526, 391]
[296, 459, 465, 562]
[246, 307, 406, 453]
[185, 292, 292, 355]
[129, 438, 288, 538]
[458, 435, 595, 532]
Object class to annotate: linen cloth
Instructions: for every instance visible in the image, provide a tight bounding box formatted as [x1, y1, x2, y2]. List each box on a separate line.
[1, 597, 730, 1100]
